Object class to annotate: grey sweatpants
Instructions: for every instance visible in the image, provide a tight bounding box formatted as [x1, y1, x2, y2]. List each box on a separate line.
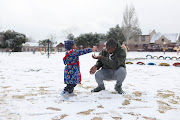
[95, 67, 127, 86]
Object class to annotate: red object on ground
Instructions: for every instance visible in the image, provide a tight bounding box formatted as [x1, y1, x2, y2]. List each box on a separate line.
[173, 63, 180, 67]
[137, 62, 145, 65]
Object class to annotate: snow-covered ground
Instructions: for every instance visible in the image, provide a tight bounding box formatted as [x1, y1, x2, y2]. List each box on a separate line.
[0, 51, 180, 120]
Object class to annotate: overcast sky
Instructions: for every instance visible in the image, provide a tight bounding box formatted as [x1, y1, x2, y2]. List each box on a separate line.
[0, 0, 180, 43]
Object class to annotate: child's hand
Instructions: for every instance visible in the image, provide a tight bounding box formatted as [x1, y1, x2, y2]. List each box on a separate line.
[92, 54, 103, 59]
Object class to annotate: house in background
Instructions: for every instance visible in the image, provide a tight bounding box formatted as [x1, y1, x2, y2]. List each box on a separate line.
[22, 42, 39, 52]
[56, 43, 65, 52]
[124, 30, 155, 51]
[149, 32, 179, 51]
[22, 42, 59, 52]
[125, 30, 180, 51]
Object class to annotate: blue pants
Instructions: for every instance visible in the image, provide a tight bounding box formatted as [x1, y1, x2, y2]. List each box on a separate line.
[95, 67, 127, 86]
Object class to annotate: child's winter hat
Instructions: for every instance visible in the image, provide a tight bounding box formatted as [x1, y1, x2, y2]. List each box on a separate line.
[64, 40, 76, 50]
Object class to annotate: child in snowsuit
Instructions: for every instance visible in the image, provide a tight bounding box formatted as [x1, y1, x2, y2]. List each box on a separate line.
[61, 40, 94, 100]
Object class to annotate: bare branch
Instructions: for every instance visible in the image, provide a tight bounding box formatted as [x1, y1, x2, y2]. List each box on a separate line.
[58, 27, 77, 40]
[47, 34, 56, 43]
[122, 4, 141, 46]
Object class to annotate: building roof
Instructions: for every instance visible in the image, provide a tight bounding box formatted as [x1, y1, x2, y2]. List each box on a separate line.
[52, 43, 58, 47]
[150, 33, 179, 43]
[23, 42, 39, 47]
[23, 42, 58, 47]
[142, 30, 153, 35]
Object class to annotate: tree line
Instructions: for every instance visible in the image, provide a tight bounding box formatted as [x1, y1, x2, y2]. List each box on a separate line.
[0, 30, 27, 51]
[74, 24, 125, 48]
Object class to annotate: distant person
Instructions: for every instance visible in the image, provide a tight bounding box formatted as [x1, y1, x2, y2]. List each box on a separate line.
[121, 43, 129, 54]
[163, 47, 166, 54]
[162, 44, 167, 54]
[61, 40, 96, 100]
[173, 46, 180, 56]
[90, 39, 127, 94]
[176, 46, 180, 56]
[33, 48, 36, 54]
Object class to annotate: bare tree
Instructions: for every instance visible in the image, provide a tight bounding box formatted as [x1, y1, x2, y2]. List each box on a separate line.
[0, 26, 2, 45]
[27, 36, 36, 42]
[47, 34, 56, 43]
[59, 27, 77, 40]
[122, 5, 141, 46]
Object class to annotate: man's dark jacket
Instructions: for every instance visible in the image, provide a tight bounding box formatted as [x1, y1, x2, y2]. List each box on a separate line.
[95, 43, 126, 70]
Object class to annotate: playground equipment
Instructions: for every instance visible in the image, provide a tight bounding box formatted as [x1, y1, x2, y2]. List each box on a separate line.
[165, 57, 171, 60]
[40, 48, 45, 55]
[126, 55, 180, 67]
[148, 63, 156, 65]
[126, 60, 180, 67]
[51, 48, 57, 54]
[137, 62, 145, 65]
[40, 39, 56, 57]
[173, 63, 180, 67]
[143, 55, 180, 61]
[126, 58, 134, 60]
[146, 55, 152, 58]
[159, 56, 164, 59]
[126, 62, 133, 64]
[171, 57, 177, 60]
[152, 56, 158, 59]
[159, 63, 170, 66]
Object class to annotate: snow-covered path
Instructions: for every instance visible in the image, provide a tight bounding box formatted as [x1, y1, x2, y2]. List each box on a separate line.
[0, 52, 180, 120]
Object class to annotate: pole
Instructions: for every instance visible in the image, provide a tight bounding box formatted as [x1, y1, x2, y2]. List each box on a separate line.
[51, 41, 52, 53]
[45, 40, 46, 54]
[47, 39, 50, 58]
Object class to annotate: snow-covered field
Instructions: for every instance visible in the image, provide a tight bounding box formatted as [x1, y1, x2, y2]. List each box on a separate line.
[0, 51, 180, 120]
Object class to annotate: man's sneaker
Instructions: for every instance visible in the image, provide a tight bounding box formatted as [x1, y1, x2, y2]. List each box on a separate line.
[69, 92, 77, 97]
[60, 91, 70, 100]
[115, 84, 124, 94]
[91, 85, 105, 92]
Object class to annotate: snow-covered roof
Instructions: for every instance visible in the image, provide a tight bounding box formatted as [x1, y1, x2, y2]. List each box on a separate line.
[52, 43, 58, 47]
[23, 42, 39, 47]
[142, 30, 153, 35]
[150, 33, 179, 43]
[23, 42, 59, 47]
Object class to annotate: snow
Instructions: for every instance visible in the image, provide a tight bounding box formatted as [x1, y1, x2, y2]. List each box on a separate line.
[0, 51, 180, 120]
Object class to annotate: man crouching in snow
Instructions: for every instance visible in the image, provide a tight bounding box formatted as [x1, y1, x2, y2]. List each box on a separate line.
[90, 39, 127, 94]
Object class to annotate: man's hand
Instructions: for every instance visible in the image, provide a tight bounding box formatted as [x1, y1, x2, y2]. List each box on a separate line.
[92, 54, 103, 59]
[90, 65, 97, 74]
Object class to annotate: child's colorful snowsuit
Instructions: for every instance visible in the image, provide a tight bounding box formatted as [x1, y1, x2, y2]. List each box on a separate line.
[63, 48, 92, 85]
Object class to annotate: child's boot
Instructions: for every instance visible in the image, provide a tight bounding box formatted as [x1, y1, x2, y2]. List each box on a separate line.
[60, 91, 70, 100]
[69, 92, 77, 97]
